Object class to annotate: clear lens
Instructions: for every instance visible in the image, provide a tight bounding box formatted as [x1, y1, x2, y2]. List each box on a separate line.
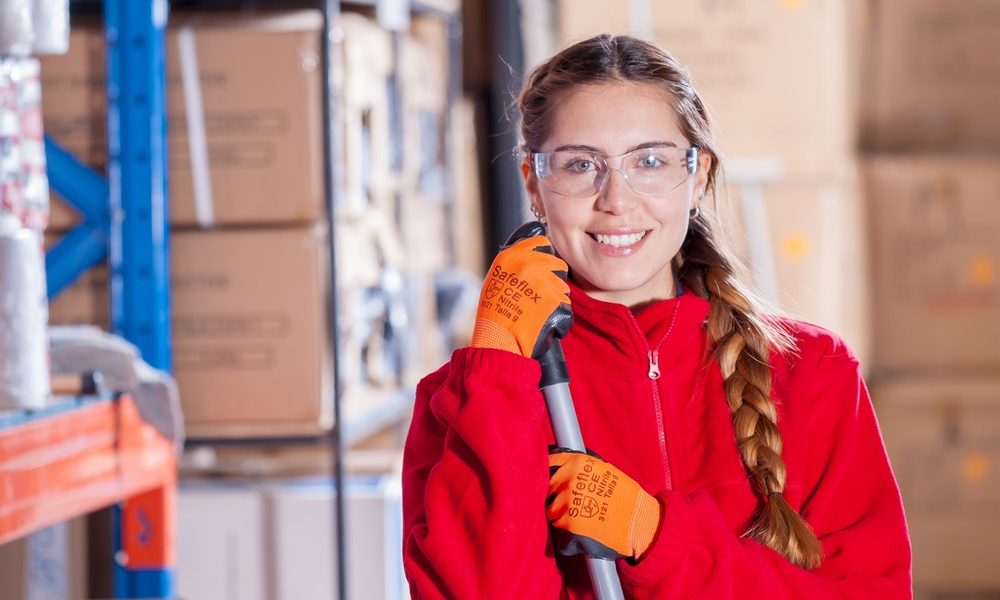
[533, 146, 698, 198]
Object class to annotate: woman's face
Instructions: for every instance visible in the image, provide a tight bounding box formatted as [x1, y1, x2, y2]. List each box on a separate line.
[522, 81, 710, 308]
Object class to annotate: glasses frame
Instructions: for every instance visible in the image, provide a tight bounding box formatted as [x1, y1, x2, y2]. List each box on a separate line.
[530, 146, 700, 198]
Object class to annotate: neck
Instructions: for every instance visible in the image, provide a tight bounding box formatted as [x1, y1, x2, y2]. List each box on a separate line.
[570, 272, 678, 309]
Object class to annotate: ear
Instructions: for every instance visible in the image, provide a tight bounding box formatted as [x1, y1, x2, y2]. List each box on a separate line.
[521, 158, 543, 211]
[694, 149, 713, 201]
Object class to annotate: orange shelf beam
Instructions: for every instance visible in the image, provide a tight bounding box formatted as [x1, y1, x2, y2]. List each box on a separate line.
[0, 394, 176, 566]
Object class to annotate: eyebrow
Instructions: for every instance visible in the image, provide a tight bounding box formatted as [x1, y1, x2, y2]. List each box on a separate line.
[551, 140, 680, 153]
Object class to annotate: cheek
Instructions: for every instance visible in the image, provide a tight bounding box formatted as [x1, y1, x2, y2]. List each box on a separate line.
[545, 225, 577, 262]
[539, 198, 583, 243]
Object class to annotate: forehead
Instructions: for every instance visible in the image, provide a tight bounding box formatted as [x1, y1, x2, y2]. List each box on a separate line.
[544, 81, 686, 153]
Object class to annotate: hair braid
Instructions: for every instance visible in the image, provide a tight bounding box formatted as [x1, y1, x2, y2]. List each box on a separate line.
[679, 219, 823, 569]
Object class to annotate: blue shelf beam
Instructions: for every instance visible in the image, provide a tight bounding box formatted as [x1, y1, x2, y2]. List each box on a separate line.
[104, 0, 171, 375]
[43, 136, 112, 297]
[44, 136, 110, 225]
[45, 222, 108, 296]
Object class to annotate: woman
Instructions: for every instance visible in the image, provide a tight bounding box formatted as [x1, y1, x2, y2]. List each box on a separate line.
[402, 34, 912, 599]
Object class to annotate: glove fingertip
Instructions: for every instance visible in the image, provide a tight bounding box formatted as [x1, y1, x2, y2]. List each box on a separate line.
[531, 241, 556, 256]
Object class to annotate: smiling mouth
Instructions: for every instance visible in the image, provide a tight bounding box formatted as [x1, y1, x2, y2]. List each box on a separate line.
[589, 230, 649, 248]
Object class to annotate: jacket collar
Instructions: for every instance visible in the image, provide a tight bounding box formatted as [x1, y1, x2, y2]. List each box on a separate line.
[568, 279, 711, 359]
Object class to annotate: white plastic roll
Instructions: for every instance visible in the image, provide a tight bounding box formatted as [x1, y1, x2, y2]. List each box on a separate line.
[0, 213, 50, 411]
[0, 0, 34, 57]
[14, 59, 48, 230]
[31, 0, 69, 55]
[0, 59, 24, 223]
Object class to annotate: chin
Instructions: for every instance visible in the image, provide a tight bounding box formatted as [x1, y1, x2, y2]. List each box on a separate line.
[574, 269, 659, 295]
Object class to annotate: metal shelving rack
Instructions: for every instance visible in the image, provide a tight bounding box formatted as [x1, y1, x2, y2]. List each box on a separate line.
[5, 1, 462, 598]
[3, 0, 177, 597]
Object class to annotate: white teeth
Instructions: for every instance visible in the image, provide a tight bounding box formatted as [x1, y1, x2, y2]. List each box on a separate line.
[595, 231, 646, 247]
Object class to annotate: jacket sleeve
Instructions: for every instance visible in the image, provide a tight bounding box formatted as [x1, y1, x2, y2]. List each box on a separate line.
[617, 335, 913, 599]
[402, 347, 565, 600]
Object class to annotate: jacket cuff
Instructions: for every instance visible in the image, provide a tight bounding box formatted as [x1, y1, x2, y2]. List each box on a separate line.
[451, 346, 541, 383]
[623, 490, 690, 585]
[431, 347, 544, 417]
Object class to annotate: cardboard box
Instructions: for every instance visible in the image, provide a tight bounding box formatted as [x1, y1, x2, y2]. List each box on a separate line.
[395, 193, 451, 274]
[177, 483, 267, 600]
[865, 156, 1000, 375]
[862, 0, 1000, 151]
[874, 378, 1000, 593]
[176, 476, 405, 600]
[41, 12, 325, 229]
[394, 15, 452, 274]
[47, 226, 334, 438]
[401, 15, 448, 199]
[0, 519, 88, 600]
[450, 96, 486, 276]
[267, 476, 406, 600]
[340, 13, 396, 217]
[401, 272, 446, 386]
[556, 0, 857, 180]
[172, 226, 332, 437]
[733, 172, 871, 368]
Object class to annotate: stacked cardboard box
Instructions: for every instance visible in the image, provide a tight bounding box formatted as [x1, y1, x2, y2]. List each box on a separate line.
[43, 12, 326, 229]
[864, 157, 1000, 376]
[42, 10, 458, 439]
[0, 519, 88, 600]
[875, 380, 1000, 596]
[557, 0, 870, 364]
[176, 476, 405, 600]
[860, 2, 1000, 596]
[45, 227, 333, 438]
[43, 12, 333, 439]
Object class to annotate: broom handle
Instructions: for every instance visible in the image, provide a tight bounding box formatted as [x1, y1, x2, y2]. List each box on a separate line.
[539, 343, 625, 600]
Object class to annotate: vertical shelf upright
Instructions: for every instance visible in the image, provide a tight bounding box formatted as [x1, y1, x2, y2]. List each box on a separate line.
[41, 0, 175, 597]
[319, 2, 348, 597]
[103, 0, 171, 372]
[104, 0, 174, 594]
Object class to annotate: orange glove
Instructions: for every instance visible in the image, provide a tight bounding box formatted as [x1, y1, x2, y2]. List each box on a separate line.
[470, 235, 571, 359]
[547, 449, 663, 562]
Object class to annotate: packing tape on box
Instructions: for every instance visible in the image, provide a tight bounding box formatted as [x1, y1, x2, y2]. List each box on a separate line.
[178, 26, 215, 227]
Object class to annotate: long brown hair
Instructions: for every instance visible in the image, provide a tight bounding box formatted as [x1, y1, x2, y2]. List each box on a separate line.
[518, 34, 823, 569]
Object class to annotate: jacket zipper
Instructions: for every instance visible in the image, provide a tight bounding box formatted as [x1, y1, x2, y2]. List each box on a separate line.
[627, 307, 679, 492]
[647, 350, 661, 379]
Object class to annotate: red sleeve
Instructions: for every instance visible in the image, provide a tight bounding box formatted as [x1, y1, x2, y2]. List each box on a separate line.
[617, 333, 913, 599]
[402, 347, 565, 599]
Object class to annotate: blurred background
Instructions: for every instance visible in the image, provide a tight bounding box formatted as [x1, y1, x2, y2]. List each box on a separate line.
[0, 0, 997, 598]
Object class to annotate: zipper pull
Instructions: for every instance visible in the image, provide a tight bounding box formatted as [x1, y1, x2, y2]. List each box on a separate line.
[647, 350, 661, 380]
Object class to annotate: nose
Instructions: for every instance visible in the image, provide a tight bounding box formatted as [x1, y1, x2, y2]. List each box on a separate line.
[594, 168, 638, 215]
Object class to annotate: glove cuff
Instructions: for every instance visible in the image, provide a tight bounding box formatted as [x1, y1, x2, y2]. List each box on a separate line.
[628, 490, 663, 560]
[470, 317, 520, 355]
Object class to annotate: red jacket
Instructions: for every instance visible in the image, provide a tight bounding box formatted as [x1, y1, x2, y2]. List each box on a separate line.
[402, 284, 912, 599]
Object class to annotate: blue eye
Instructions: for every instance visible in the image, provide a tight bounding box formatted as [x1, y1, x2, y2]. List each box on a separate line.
[637, 154, 666, 169]
[566, 158, 596, 173]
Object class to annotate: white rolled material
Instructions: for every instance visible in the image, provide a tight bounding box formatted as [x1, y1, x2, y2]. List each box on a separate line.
[31, 0, 69, 55]
[0, 213, 50, 411]
[0, 0, 34, 57]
